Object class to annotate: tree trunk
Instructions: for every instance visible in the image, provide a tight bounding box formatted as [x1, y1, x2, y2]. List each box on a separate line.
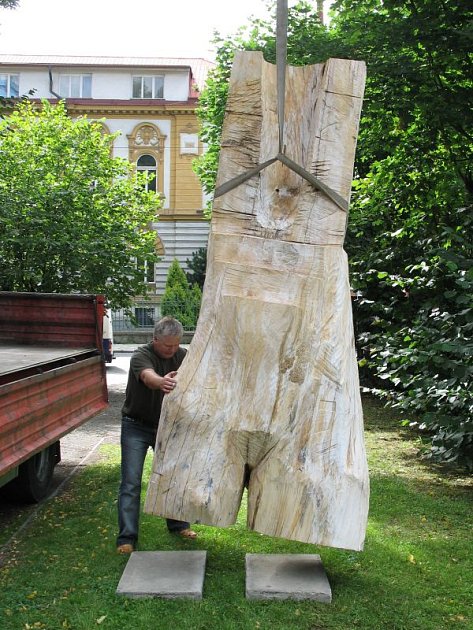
[145, 52, 369, 551]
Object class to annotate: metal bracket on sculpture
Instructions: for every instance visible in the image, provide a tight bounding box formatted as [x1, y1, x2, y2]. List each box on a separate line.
[213, 152, 349, 213]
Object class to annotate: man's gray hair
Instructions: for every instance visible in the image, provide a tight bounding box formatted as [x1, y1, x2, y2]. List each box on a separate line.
[153, 316, 184, 339]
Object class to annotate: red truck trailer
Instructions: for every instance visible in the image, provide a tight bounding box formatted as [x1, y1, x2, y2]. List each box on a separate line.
[0, 292, 109, 502]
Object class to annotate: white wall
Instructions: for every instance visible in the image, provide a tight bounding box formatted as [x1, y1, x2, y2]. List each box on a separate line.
[17, 69, 51, 97]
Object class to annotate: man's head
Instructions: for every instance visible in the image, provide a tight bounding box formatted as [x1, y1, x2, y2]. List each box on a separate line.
[152, 316, 183, 359]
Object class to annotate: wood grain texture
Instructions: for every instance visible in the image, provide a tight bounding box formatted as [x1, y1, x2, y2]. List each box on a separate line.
[144, 52, 369, 550]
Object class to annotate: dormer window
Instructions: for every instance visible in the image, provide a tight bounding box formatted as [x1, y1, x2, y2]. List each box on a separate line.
[132, 75, 164, 99]
[0, 74, 19, 97]
[59, 74, 92, 98]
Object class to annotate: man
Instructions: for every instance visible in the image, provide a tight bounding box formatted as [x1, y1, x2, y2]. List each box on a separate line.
[116, 316, 197, 554]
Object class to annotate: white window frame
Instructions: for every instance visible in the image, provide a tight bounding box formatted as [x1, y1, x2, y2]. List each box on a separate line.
[136, 258, 155, 284]
[136, 154, 158, 193]
[132, 75, 164, 99]
[0, 73, 19, 98]
[58, 74, 92, 98]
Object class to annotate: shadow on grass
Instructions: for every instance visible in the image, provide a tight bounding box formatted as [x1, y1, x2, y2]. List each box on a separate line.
[362, 394, 411, 434]
[362, 394, 473, 486]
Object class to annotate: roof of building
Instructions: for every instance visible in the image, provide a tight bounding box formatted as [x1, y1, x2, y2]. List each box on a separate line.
[0, 54, 215, 91]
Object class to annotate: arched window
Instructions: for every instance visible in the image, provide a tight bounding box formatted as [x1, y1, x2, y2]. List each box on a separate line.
[137, 154, 157, 192]
[128, 123, 166, 198]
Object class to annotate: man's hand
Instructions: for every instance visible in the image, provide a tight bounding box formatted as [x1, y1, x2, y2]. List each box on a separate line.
[160, 371, 178, 394]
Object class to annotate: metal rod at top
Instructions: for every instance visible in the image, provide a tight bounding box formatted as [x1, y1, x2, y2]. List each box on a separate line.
[276, 0, 288, 154]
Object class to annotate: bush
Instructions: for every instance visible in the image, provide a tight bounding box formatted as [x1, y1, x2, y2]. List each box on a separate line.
[350, 205, 473, 469]
[185, 247, 207, 290]
[160, 259, 202, 330]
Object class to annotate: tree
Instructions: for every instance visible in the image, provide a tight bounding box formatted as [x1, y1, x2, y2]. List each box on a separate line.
[160, 259, 202, 329]
[185, 246, 207, 290]
[0, 99, 161, 311]
[330, 0, 472, 188]
[329, 0, 473, 467]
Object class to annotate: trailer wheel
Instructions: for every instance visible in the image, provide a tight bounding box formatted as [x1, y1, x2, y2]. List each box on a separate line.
[14, 443, 59, 503]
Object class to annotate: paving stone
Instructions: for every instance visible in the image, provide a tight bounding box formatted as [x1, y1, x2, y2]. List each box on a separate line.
[246, 553, 332, 602]
[116, 550, 207, 599]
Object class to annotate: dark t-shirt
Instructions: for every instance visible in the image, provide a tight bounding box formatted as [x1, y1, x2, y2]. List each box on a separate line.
[121, 343, 187, 428]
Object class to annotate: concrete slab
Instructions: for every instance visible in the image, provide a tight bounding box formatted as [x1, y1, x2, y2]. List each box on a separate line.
[116, 551, 207, 599]
[246, 553, 332, 602]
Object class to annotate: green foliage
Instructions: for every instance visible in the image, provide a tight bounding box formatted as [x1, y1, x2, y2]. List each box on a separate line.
[160, 258, 202, 329]
[193, 40, 234, 216]
[164, 257, 188, 290]
[350, 201, 473, 468]
[330, 0, 473, 188]
[185, 246, 207, 289]
[332, 0, 473, 467]
[0, 100, 161, 311]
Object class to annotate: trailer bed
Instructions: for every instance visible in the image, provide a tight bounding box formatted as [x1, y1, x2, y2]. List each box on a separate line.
[0, 344, 93, 376]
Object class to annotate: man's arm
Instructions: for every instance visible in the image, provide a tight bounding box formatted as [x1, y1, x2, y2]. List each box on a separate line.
[140, 369, 178, 393]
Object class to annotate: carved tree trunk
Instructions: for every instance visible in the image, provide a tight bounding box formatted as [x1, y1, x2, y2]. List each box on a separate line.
[145, 52, 370, 551]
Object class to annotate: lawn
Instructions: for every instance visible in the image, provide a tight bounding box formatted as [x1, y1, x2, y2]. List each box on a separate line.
[0, 397, 471, 630]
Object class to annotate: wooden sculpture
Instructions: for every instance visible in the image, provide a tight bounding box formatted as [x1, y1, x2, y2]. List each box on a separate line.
[145, 51, 370, 551]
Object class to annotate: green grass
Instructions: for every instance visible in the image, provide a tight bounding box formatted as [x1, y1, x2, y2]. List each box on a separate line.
[1, 396, 472, 630]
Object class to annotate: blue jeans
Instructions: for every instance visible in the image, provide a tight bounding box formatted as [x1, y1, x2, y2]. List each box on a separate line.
[117, 416, 190, 547]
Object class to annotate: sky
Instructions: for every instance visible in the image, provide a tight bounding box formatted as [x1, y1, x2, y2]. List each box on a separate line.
[0, 0, 325, 61]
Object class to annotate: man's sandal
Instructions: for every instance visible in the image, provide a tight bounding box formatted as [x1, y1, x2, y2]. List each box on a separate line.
[116, 543, 134, 554]
[177, 528, 197, 539]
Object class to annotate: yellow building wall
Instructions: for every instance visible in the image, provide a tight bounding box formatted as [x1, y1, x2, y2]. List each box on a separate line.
[171, 114, 204, 217]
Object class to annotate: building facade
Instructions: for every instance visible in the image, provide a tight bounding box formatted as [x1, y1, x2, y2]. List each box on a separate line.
[0, 54, 212, 328]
